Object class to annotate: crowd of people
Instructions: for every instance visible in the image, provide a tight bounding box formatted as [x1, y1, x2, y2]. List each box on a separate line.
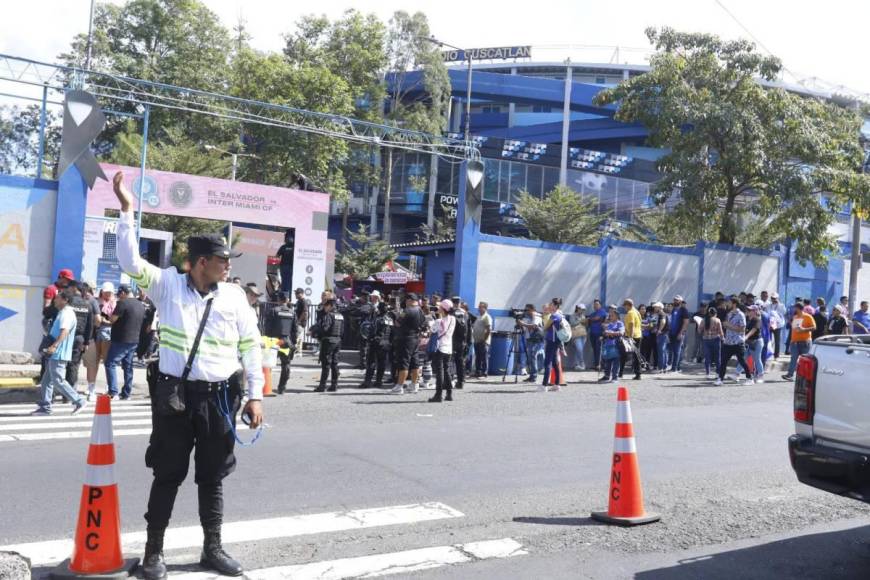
[34, 270, 156, 414]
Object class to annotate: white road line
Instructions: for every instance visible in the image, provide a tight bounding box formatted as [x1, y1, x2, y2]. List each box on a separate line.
[169, 538, 527, 580]
[1, 502, 466, 566]
[0, 418, 152, 431]
[0, 401, 151, 411]
[0, 410, 153, 422]
[0, 427, 153, 443]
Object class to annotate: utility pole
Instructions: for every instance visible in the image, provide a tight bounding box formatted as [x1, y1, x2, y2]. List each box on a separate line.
[85, 0, 96, 70]
[848, 148, 869, 314]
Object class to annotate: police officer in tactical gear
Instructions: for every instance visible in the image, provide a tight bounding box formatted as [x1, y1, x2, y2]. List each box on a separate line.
[265, 291, 298, 394]
[353, 291, 373, 369]
[451, 296, 468, 389]
[311, 298, 343, 392]
[112, 172, 264, 580]
[360, 299, 393, 388]
[64, 282, 94, 390]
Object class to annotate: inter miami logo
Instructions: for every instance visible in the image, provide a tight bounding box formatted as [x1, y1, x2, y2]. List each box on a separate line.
[168, 181, 193, 208]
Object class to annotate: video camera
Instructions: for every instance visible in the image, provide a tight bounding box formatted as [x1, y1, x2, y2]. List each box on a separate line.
[509, 307, 525, 322]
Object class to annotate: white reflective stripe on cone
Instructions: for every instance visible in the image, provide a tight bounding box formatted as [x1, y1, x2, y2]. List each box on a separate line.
[613, 437, 637, 453]
[615, 401, 632, 424]
[89, 414, 114, 445]
[84, 464, 116, 487]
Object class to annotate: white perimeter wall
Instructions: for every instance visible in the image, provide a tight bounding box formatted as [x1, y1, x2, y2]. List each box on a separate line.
[843, 260, 870, 303]
[607, 247, 699, 307]
[703, 248, 779, 296]
[476, 241, 600, 311]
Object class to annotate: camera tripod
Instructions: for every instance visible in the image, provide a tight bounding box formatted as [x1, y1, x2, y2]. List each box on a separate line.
[502, 327, 527, 383]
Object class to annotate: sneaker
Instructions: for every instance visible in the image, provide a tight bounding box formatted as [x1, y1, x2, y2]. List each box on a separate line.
[549, 385, 561, 392]
[408, 383, 420, 394]
[523, 377, 536, 383]
[71, 401, 87, 416]
[573, 365, 583, 371]
[713, 378, 723, 386]
[782, 374, 794, 381]
[30, 408, 51, 416]
[733, 376, 744, 383]
[705, 373, 713, 380]
[537, 384, 548, 392]
[597, 377, 611, 383]
[390, 385, 404, 395]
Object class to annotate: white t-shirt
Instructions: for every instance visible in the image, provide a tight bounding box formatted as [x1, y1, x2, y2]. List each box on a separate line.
[436, 315, 456, 354]
[472, 312, 493, 344]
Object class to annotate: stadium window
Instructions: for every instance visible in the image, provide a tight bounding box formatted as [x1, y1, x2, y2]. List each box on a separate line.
[532, 105, 552, 113]
[595, 76, 606, 84]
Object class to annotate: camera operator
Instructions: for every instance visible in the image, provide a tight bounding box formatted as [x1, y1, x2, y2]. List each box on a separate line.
[517, 304, 544, 383]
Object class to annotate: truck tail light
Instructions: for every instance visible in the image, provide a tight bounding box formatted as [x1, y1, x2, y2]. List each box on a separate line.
[794, 354, 817, 424]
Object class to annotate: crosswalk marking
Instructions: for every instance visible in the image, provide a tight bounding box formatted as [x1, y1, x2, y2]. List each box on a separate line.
[1, 502, 466, 567]
[0, 418, 152, 431]
[0, 427, 153, 442]
[0, 400, 150, 411]
[0, 410, 153, 422]
[169, 538, 527, 580]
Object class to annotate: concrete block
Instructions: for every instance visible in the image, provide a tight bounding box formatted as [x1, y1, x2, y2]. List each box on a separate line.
[0, 351, 34, 365]
[0, 551, 31, 580]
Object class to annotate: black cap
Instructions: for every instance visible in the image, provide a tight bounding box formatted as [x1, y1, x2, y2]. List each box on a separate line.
[188, 234, 241, 259]
[295, 287, 304, 294]
[117, 284, 133, 294]
[406, 292, 419, 301]
[451, 295, 461, 302]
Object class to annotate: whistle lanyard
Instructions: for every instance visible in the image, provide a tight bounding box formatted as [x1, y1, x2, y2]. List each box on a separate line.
[215, 383, 265, 447]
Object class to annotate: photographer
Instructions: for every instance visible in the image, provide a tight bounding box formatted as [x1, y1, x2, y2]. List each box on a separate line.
[517, 304, 544, 382]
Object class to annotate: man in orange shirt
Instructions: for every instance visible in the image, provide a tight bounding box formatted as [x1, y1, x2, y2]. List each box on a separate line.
[783, 304, 816, 381]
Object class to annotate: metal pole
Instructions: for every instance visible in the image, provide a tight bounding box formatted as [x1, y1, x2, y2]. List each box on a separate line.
[231, 153, 238, 181]
[848, 211, 861, 314]
[85, 0, 96, 71]
[464, 54, 472, 141]
[36, 84, 48, 179]
[559, 62, 572, 186]
[135, 105, 150, 242]
[427, 153, 438, 229]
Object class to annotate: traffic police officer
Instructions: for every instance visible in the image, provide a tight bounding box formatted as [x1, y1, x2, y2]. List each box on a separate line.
[112, 172, 264, 580]
[311, 298, 343, 392]
[265, 291, 298, 394]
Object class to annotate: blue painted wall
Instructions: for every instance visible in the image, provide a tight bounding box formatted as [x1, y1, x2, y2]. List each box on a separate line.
[424, 250, 455, 297]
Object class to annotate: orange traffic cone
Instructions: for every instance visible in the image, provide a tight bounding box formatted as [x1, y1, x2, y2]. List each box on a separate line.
[263, 366, 276, 397]
[590, 386, 660, 526]
[51, 395, 138, 579]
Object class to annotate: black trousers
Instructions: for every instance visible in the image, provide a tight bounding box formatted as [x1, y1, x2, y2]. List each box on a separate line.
[65, 335, 85, 389]
[276, 349, 294, 393]
[433, 351, 452, 398]
[358, 338, 368, 369]
[319, 340, 340, 388]
[452, 344, 467, 386]
[364, 343, 388, 386]
[144, 375, 241, 531]
[719, 344, 752, 380]
[618, 339, 642, 377]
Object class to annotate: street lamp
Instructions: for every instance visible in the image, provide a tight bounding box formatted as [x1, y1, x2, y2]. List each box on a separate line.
[203, 144, 258, 181]
[425, 36, 473, 142]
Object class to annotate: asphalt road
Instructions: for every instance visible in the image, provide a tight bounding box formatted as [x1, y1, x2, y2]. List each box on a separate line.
[1, 355, 869, 579]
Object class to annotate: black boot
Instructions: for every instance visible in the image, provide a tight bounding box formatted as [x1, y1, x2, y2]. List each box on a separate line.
[142, 528, 168, 580]
[200, 526, 243, 576]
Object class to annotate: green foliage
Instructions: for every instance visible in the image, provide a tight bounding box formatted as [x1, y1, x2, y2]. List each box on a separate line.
[515, 185, 606, 246]
[417, 204, 457, 242]
[0, 105, 62, 178]
[595, 27, 870, 265]
[335, 223, 398, 279]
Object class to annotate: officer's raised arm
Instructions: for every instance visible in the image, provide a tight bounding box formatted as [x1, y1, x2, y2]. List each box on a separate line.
[112, 171, 166, 303]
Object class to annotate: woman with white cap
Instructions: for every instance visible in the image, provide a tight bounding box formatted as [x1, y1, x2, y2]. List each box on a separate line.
[429, 299, 456, 402]
[94, 281, 117, 392]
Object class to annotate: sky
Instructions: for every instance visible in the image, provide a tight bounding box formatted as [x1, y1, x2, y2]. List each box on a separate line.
[0, 0, 867, 99]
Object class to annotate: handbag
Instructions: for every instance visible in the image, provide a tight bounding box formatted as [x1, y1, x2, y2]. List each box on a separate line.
[618, 336, 635, 355]
[153, 297, 214, 416]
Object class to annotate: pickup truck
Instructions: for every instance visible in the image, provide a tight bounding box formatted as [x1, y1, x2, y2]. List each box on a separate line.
[788, 335, 870, 502]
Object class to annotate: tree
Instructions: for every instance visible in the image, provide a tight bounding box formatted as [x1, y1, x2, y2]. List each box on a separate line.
[595, 28, 870, 264]
[416, 204, 456, 242]
[0, 105, 62, 178]
[515, 185, 606, 246]
[335, 223, 398, 279]
[380, 11, 452, 240]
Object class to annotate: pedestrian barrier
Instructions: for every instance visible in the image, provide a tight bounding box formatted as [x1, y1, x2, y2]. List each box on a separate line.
[50, 394, 138, 579]
[591, 386, 660, 526]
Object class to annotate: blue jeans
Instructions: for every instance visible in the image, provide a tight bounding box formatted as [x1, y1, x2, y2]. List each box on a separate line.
[589, 332, 602, 368]
[525, 341, 544, 379]
[39, 358, 83, 412]
[748, 339, 764, 379]
[542, 341, 562, 385]
[602, 357, 620, 380]
[474, 342, 490, 376]
[787, 340, 811, 376]
[656, 334, 670, 370]
[702, 338, 722, 376]
[573, 336, 587, 369]
[669, 334, 685, 371]
[105, 341, 137, 396]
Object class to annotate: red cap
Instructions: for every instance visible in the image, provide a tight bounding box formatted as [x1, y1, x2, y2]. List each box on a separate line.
[58, 269, 74, 280]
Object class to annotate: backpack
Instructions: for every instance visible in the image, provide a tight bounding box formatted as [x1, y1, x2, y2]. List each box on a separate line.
[360, 317, 376, 341]
[556, 316, 572, 343]
[453, 310, 468, 344]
